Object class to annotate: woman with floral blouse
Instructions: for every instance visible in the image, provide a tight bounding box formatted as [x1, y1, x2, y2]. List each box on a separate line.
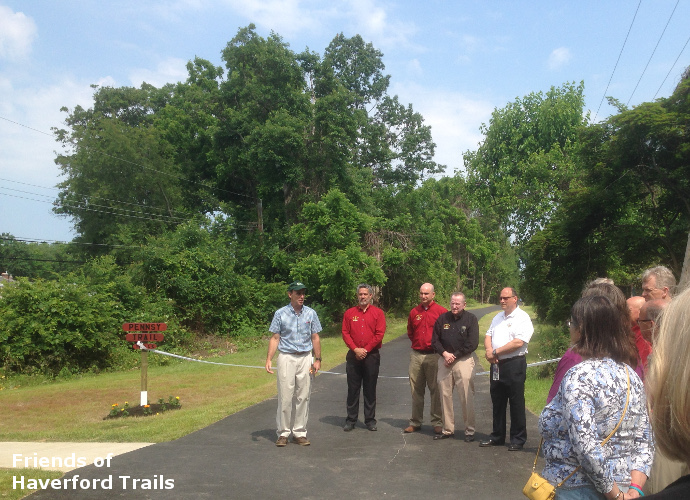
[538, 295, 653, 499]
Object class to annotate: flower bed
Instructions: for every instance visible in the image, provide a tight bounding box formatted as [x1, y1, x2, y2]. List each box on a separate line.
[104, 396, 181, 419]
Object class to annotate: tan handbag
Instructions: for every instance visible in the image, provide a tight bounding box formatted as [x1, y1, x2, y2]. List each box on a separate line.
[523, 366, 630, 500]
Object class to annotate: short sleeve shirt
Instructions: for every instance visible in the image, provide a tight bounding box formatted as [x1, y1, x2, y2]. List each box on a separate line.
[269, 304, 322, 354]
[486, 306, 534, 359]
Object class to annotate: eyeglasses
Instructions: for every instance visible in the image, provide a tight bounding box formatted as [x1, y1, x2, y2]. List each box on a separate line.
[499, 296, 516, 301]
[641, 287, 658, 294]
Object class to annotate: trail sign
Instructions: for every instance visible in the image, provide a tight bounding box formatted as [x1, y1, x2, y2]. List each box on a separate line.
[125, 333, 165, 342]
[122, 323, 167, 332]
[133, 343, 157, 350]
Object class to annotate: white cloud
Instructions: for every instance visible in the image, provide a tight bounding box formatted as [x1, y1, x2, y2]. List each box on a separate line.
[342, 0, 418, 50]
[224, 0, 324, 39]
[129, 57, 189, 88]
[548, 47, 571, 70]
[0, 5, 37, 61]
[391, 82, 494, 175]
[0, 76, 99, 241]
[406, 58, 423, 77]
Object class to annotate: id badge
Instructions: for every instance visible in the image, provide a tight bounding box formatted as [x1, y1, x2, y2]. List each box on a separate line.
[492, 363, 499, 381]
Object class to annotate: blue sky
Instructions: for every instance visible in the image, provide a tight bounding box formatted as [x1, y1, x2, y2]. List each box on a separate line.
[1, 0, 689, 245]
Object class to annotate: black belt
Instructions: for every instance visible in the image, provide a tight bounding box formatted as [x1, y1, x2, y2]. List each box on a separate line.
[497, 355, 525, 364]
[414, 349, 435, 354]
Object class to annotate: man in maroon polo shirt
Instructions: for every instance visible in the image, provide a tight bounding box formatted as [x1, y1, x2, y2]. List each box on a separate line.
[404, 283, 447, 435]
[342, 283, 386, 432]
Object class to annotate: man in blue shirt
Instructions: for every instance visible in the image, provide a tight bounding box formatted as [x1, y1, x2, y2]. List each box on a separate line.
[265, 281, 322, 447]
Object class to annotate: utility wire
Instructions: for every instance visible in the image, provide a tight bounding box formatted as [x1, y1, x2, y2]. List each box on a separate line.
[627, 0, 680, 106]
[0, 191, 255, 230]
[653, 32, 690, 99]
[0, 114, 258, 202]
[0, 187, 189, 224]
[0, 176, 192, 219]
[594, 0, 642, 121]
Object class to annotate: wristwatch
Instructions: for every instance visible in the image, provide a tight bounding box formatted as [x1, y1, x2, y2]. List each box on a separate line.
[492, 349, 497, 357]
[314, 357, 322, 361]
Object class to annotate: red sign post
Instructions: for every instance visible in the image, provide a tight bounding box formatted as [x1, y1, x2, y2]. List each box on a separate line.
[123, 323, 167, 405]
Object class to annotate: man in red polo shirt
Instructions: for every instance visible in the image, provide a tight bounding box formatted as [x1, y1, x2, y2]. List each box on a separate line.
[342, 284, 386, 432]
[404, 283, 447, 435]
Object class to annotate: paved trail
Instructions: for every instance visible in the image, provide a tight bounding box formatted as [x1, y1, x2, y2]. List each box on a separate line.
[31, 305, 539, 499]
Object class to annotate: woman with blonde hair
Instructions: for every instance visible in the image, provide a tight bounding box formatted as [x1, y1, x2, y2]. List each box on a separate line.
[645, 287, 690, 498]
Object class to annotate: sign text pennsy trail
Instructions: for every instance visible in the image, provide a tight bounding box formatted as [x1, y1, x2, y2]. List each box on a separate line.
[122, 322, 167, 332]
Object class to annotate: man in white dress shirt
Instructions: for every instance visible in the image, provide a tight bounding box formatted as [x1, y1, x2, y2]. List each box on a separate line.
[479, 287, 533, 451]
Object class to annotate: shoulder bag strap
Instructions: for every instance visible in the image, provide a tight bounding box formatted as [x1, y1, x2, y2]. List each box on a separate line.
[535, 365, 631, 488]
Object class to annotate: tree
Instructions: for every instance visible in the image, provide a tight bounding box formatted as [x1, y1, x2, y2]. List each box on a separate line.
[54, 84, 186, 251]
[275, 189, 386, 320]
[464, 82, 587, 244]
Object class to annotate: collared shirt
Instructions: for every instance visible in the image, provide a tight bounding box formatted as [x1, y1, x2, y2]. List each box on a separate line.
[407, 301, 447, 351]
[269, 304, 322, 354]
[539, 358, 653, 493]
[486, 306, 533, 359]
[342, 304, 386, 352]
[431, 309, 479, 358]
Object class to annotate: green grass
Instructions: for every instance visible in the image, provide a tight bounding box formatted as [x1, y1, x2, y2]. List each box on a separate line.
[0, 310, 553, 499]
[0, 317, 408, 443]
[0, 469, 63, 500]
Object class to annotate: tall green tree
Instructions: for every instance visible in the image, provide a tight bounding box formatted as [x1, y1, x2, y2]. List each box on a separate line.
[54, 84, 186, 251]
[464, 82, 587, 244]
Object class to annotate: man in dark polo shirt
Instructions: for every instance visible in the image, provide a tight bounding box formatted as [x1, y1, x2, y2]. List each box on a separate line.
[405, 282, 447, 435]
[431, 292, 479, 441]
[342, 283, 386, 432]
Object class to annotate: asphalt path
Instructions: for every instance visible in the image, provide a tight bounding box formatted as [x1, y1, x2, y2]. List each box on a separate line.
[32, 305, 541, 499]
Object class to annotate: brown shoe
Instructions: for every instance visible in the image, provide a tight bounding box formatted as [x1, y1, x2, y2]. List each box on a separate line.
[276, 436, 288, 447]
[433, 426, 443, 434]
[403, 426, 421, 433]
[293, 436, 310, 446]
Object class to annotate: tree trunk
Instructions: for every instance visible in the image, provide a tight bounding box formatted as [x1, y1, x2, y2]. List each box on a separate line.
[678, 230, 690, 293]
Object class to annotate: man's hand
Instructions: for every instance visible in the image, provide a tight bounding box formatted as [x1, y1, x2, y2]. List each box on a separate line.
[311, 359, 321, 374]
[442, 351, 455, 366]
[485, 350, 497, 364]
[354, 347, 368, 360]
[265, 359, 274, 374]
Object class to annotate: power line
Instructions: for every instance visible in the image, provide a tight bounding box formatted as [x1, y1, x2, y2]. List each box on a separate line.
[0, 235, 139, 249]
[0, 186, 189, 224]
[626, 0, 680, 106]
[0, 176, 192, 219]
[0, 256, 86, 264]
[0, 190, 255, 230]
[594, 0, 642, 121]
[653, 32, 690, 99]
[0, 114, 258, 202]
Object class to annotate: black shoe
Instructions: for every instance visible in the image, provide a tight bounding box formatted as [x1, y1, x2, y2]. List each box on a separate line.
[464, 435, 475, 442]
[343, 422, 356, 432]
[433, 433, 453, 440]
[366, 424, 377, 432]
[508, 443, 524, 451]
[479, 439, 504, 447]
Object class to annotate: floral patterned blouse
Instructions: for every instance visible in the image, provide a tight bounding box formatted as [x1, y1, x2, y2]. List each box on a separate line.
[538, 358, 653, 494]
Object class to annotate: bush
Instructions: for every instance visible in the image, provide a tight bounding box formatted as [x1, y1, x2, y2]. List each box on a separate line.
[0, 277, 120, 376]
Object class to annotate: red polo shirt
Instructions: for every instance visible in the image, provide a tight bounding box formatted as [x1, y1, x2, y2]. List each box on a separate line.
[407, 301, 447, 351]
[633, 324, 652, 368]
[342, 304, 386, 352]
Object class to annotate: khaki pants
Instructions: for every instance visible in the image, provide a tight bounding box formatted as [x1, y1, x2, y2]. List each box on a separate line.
[408, 351, 442, 428]
[276, 351, 312, 438]
[437, 353, 476, 436]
